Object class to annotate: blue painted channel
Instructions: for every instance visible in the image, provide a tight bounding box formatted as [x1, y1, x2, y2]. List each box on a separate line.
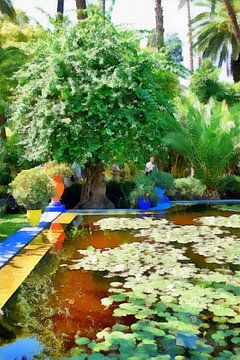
[66, 199, 240, 214]
[0, 212, 60, 269]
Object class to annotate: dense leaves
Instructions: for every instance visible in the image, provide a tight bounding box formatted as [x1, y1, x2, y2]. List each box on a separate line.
[11, 13, 179, 166]
[162, 97, 239, 190]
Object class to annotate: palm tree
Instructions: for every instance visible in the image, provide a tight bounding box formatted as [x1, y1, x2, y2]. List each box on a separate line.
[76, 0, 87, 20]
[0, 0, 15, 18]
[210, 0, 240, 45]
[178, 0, 194, 71]
[155, 0, 164, 49]
[102, 0, 106, 14]
[162, 97, 237, 191]
[192, 1, 240, 82]
[57, 0, 64, 16]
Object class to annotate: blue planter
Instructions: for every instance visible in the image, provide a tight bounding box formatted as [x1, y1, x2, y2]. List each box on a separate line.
[138, 197, 151, 210]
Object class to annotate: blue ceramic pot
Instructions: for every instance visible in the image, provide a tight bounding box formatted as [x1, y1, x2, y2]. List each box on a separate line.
[138, 197, 151, 210]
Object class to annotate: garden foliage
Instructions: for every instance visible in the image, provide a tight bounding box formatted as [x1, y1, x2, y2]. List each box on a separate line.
[10, 12, 179, 167]
[10, 167, 55, 209]
[171, 177, 206, 200]
[162, 97, 239, 190]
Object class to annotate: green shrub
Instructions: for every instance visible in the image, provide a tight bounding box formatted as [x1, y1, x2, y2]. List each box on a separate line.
[218, 176, 240, 199]
[190, 60, 240, 106]
[130, 175, 155, 205]
[10, 168, 55, 209]
[190, 60, 221, 104]
[148, 171, 174, 193]
[130, 183, 158, 206]
[42, 161, 73, 178]
[0, 167, 11, 185]
[172, 177, 206, 200]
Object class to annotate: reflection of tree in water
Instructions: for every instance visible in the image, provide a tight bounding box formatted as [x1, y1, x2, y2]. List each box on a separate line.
[0, 251, 65, 359]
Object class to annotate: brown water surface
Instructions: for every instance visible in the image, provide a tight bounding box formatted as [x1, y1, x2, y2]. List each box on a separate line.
[0, 205, 239, 358]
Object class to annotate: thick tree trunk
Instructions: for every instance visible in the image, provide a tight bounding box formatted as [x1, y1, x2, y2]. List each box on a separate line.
[75, 162, 114, 209]
[224, 0, 240, 46]
[155, 0, 164, 50]
[57, 0, 64, 15]
[231, 54, 240, 82]
[76, 0, 87, 20]
[186, 0, 194, 72]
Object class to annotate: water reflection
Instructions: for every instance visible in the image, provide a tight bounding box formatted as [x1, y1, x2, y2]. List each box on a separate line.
[0, 337, 43, 360]
[48, 223, 66, 250]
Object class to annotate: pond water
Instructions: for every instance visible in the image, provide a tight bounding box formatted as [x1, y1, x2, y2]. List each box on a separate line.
[0, 204, 239, 359]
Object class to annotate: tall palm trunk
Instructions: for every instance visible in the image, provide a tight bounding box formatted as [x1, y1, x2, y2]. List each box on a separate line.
[0, 0, 15, 18]
[224, 0, 240, 46]
[231, 54, 240, 82]
[76, 0, 87, 20]
[57, 0, 64, 16]
[186, 0, 194, 71]
[102, 0, 106, 14]
[0, 115, 7, 140]
[155, 0, 164, 50]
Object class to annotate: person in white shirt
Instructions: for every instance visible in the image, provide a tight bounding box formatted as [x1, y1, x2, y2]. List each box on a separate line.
[145, 156, 157, 175]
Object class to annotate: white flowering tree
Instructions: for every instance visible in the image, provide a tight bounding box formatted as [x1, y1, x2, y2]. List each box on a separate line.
[11, 13, 179, 208]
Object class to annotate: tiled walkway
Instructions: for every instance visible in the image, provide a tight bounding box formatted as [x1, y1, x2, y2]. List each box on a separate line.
[0, 212, 60, 268]
[0, 211, 79, 309]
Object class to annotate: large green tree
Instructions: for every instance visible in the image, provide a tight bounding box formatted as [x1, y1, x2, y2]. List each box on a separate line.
[0, 11, 43, 139]
[11, 13, 179, 208]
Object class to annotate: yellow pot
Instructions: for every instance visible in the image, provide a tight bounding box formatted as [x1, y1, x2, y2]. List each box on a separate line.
[27, 209, 42, 226]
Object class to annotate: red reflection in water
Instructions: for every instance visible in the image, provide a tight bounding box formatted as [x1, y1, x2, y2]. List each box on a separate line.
[168, 209, 230, 225]
[49, 223, 66, 250]
[51, 269, 117, 350]
[49, 216, 137, 351]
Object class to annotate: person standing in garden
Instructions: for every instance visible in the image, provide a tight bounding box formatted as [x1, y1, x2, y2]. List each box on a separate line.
[111, 157, 122, 182]
[145, 156, 158, 175]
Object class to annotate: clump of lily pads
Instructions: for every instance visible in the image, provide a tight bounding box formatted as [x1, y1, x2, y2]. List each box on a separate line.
[196, 214, 240, 228]
[69, 214, 240, 359]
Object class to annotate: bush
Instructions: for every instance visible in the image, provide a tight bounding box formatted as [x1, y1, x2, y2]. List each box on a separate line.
[42, 161, 73, 178]
[190, 60, 221, 104]
[190, 60, 240, 106]
[172, 177, 206, 200]
[130, 174, 161, 206]
[0, 168, 11, 185]
[218, 176, 240, 199]
[10, 168, 55, 209]
[130, 183, 158, 206]
[148, 171, 174, 193]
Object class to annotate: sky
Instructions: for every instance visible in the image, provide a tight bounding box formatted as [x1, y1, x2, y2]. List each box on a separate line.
[11, 0, 199, 68]
[11, 0, 228, 79]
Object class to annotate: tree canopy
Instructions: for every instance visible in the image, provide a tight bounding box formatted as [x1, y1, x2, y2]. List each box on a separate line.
[11, 13, 179, 167]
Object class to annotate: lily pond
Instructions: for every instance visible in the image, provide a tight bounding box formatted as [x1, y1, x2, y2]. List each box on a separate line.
[1, 205, 240, 360]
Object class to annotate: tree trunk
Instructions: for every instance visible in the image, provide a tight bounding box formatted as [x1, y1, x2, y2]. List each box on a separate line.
[76, 0, 87, 20]
[224, 0, 240, 46]
[155, 0, 164, 50]
[231, 54, 240, 82]
[57, 0, 64, 16]
[186, 0, 194, 72]
[0, 115, 7, 140]
[102, 0, 106, 14]
[75, 162, 114, 209]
